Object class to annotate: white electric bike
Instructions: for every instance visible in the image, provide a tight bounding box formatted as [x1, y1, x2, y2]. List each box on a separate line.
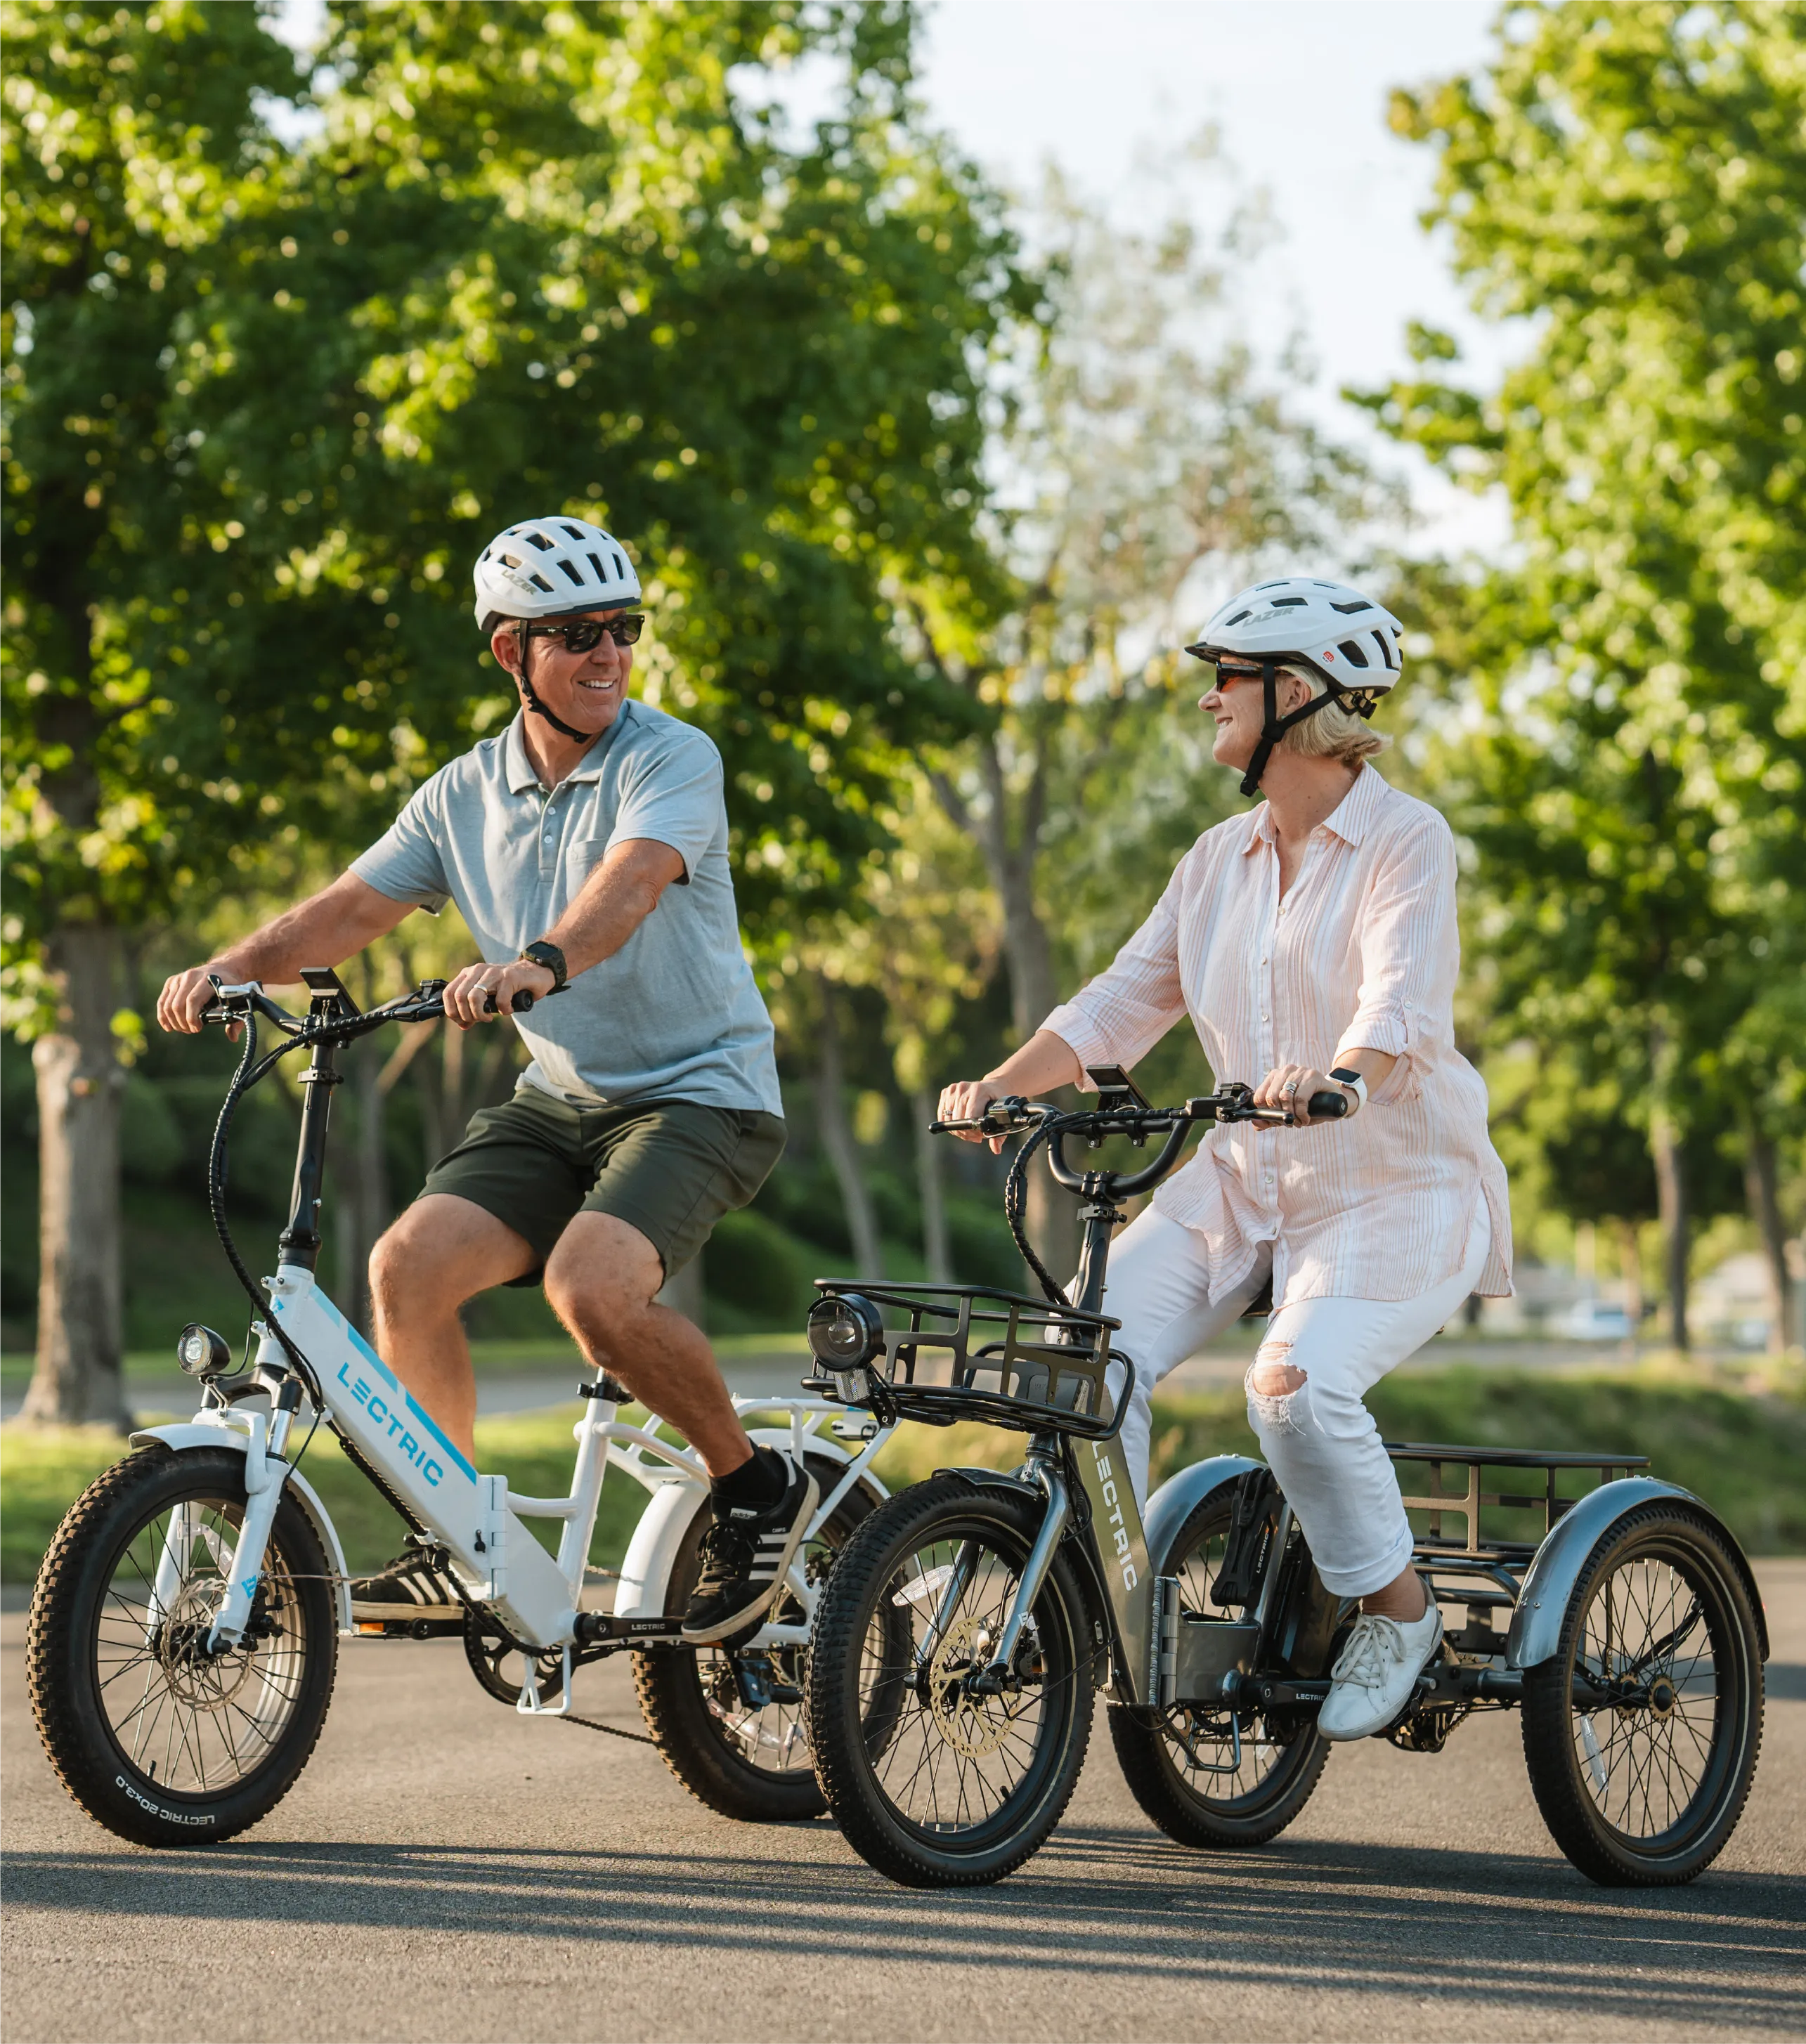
[26, 969, 899, 1848]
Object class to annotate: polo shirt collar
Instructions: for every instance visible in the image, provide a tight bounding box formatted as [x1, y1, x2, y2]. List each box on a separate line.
[1239, 762, 1385, 855]
[502, 703, 632, 793]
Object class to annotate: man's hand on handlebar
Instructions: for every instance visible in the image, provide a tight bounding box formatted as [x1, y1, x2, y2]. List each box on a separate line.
[1252, 1062, 1349, 1128]
[158, 962, 249, 1039]
[441, 958, 557, 1029]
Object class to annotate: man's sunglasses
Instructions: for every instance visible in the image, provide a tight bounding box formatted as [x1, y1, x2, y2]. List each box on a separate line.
[521, 614, 644, 652]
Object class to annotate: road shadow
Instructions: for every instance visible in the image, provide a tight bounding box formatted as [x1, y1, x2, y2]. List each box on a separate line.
[4, 1832, 1802, 2031]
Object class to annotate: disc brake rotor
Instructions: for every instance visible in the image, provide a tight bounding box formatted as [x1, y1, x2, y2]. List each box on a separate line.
[158, 1581, 255, 1710]
[928, 1614, 1011, 1759]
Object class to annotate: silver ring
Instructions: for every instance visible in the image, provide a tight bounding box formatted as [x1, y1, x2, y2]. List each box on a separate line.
[1282, 1079, 1299, 1098]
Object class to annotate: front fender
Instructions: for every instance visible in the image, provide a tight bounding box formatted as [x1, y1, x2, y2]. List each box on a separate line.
[129, 1420, 353, 1639]
[1143, 1454, 1261, 1575]
[612, 1429, 883, 1620]
[1506, 1476, 1770, 1669]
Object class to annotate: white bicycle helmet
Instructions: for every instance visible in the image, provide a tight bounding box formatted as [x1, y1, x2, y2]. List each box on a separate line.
[472, 516, 641, 630]
[1185, 576, 1405, 795]
[473, 516, 644, 742]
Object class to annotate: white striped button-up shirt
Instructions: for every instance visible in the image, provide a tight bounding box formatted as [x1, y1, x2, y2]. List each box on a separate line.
[1041, 764, 1514, 1308]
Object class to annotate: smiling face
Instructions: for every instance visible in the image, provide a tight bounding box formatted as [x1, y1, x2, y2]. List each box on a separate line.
[492, 608, 636, 738]
[1199, 662, 1313, 772]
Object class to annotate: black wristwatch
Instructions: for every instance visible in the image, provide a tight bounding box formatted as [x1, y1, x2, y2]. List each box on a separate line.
[518, 939, 568, 991]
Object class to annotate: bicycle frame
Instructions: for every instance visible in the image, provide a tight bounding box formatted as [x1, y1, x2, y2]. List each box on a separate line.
[148, 973, 895, 1688]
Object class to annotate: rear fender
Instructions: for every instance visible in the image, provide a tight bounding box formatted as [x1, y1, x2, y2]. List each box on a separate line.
[1143, 1454, 1261, 1575]
[129, 1419, 354, 1638]
[612, 1429, 881, 1620]
[1506, 1476, 1770, 1669]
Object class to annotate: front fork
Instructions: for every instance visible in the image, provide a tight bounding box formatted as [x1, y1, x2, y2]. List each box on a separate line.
[190, 1398, 298, 1655]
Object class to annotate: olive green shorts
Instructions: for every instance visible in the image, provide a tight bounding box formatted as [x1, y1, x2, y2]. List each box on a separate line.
[420, 1086, 786, 1283]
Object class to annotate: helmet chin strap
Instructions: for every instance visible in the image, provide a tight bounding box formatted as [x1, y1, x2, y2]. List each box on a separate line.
[1239, 658, 1343, 798]
[516, 629, 593, 745]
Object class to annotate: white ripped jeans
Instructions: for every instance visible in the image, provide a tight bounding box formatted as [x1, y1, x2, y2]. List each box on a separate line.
[1100, 1202, 1492, 1599]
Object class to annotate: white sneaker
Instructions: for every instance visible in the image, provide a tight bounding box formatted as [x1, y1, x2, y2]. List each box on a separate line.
[1316, 1595, 1443, 1742]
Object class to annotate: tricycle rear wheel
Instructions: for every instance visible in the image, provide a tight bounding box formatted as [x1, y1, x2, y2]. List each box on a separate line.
[1521, 1504, 1763, 1886]
[1109, 1487, 1329, 1847]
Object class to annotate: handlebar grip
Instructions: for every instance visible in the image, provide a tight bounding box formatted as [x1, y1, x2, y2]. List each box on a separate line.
[481, 988, 540, 1015]
[1308, 1089, 1349, 1119]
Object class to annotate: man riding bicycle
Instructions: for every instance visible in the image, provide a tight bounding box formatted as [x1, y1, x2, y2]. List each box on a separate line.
[157, 516, 814, 1646]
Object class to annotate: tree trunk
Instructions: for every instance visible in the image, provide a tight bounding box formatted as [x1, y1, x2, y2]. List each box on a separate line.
[21, 925, 131, 1428]
[1615, 1218, 1645, 1338]
[1649, 1107, 1689, 1353]
[813, 977, 883, 1278]
[1743, 1128, 1792, 1358]
[911, 1086, 952, 1284]
[970, 731, 1080, 1289]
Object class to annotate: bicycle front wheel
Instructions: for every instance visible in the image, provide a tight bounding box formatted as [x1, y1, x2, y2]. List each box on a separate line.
[806, 1475, 1094, 1887]
[27, 1445, 338, 1847]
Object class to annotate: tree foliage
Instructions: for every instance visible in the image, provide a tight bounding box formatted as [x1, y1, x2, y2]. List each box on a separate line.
[1362, 0, 1806, 1338]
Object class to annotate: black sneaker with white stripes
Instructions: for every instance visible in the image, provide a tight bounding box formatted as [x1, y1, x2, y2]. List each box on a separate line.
[349, 1546, 463, 1634]
[681, 1450, 819, 1646]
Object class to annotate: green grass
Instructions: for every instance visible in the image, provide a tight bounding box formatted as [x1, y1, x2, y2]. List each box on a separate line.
[4, 1365, 1801, 1587]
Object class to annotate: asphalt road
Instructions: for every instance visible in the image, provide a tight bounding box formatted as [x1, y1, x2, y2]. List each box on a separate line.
[4, 1565, 1802, 2044]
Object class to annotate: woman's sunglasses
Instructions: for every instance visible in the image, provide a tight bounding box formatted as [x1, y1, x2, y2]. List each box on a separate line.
[521, 614, 644, 653]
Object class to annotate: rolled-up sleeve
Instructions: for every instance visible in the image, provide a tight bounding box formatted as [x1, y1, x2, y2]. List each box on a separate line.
[1041, 868, 1188, 1083]
[1341, 815, 1457, 1067]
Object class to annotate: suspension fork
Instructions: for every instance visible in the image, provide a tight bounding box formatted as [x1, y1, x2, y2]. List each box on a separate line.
[975, 1460, 1071, 1691]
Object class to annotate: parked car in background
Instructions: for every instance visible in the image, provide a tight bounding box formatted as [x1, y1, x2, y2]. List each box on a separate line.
[1554, 1298, 1636, 1343]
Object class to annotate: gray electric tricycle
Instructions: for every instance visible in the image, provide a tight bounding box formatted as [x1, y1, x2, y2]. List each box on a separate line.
[801, 1069, 1768, 1889]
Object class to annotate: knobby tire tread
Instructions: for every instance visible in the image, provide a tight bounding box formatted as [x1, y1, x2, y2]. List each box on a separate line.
[631, 1455, 876, 1823]
[27, 1445, 338, 1849]
[806, 1476, 1092, 1888]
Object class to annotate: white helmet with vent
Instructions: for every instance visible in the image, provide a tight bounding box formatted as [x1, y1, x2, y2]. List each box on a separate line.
[472, 516, 642, 627]
[1187, 575, 1404, 690]
[1185, 576, 1405, 796]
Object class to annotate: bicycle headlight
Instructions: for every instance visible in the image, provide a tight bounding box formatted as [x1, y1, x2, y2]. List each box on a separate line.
[176, 1323, 233, 1378]
[807, 1294, 885, 1392]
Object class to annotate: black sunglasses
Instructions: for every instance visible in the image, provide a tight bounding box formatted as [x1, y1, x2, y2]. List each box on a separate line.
[521, 614, 644, 652]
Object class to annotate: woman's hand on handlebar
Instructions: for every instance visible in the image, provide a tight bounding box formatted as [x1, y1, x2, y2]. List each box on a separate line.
[1252, 1062, 1348, 1127]
[936, 1079, 1010, 1152]
[441, 957, 556, 1029]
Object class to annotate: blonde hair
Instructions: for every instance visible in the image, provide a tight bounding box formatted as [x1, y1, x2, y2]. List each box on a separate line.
[1275, 665, 1392, 764]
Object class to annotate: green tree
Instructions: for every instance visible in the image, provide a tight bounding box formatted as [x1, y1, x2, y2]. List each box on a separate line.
[1363, 0, 1806, 1347]
[2, 0, 299, 1423]
[2, 0, 1027, 1419]
[910, 157, 1386, 1272]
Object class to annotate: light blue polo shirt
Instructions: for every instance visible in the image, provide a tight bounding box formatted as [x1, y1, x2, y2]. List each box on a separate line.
[351, 703, 782, 1117]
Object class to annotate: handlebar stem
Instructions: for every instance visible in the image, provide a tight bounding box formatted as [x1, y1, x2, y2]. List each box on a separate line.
[277, 1031, 342, 1271]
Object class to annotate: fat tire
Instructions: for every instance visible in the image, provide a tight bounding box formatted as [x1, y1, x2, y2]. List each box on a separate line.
[1108, 1490, 1329, 1847]
[632, 1453, 880, 1822]
[806, 1476, 1093, 1887]
[1521, 1504, 1763, 1887]
[27, 1445, 338, 1849]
